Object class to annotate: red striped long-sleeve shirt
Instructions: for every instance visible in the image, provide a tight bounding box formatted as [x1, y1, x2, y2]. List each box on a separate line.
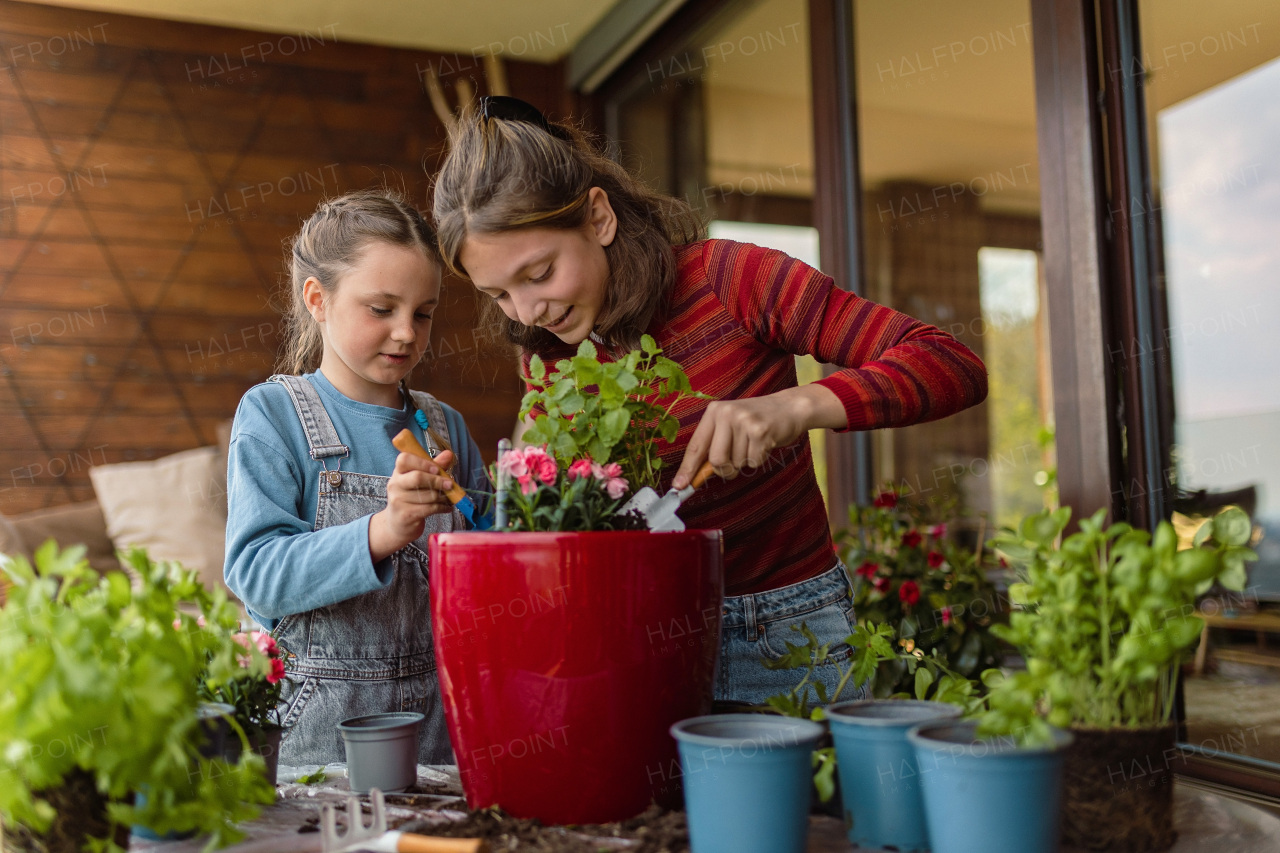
[525, 239, 988, 595]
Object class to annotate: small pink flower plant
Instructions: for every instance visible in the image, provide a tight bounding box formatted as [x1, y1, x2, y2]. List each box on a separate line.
[496, 445, 641, 532]
[192, 620, 288, 737]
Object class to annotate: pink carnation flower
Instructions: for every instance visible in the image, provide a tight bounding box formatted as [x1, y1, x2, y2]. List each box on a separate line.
[498, 449, 529, 479]
[501, 447, 558, 493]
[251, 630, 278, 658]
[591, 462, 628, 499]
[232, 631, 286, 683]
[567, 459, 594, 480]
[524, 447, 558, 485]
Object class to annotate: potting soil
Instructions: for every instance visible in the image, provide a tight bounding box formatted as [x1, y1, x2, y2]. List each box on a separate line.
[399, 803, 690, 852]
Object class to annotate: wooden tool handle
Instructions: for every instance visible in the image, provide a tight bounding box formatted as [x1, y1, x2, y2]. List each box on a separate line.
[690, 460, 716, 490]
[396, 835, 489, 853]
[392, 429, 468, 505]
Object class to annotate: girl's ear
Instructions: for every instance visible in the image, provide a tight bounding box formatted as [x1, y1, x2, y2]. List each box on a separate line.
[586, 187, 618, 248]
[302, 277, 327, 322]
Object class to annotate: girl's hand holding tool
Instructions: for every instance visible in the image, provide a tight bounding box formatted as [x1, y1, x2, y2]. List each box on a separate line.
[370, 448, 458, 561]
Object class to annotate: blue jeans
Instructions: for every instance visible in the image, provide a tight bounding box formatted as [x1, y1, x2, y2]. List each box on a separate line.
[715, 562, 869, 707]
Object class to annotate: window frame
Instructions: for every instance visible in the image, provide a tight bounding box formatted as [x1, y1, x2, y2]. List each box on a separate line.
[591, 0, 1280, 798]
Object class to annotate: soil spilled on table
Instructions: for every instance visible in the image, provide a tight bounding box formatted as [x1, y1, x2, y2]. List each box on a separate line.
[400, 803, 690, 852]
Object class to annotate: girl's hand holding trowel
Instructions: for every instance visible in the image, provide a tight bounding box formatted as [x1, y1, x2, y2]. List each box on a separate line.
[669, 384, 847, 489]
[370, 447, 458, 562]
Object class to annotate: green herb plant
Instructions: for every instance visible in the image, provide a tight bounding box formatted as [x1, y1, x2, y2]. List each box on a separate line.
[763, 621, 984, 801]
[295, 769, 327, 785]
[979, 506, 1256, 746]
[0, 543, 276, 850]
[519, 335, 707, 491]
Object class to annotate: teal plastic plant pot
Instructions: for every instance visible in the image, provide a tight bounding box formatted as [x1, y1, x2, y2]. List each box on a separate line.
[671, 714, 825, 853]
[338, 712, 423, 794]
[908, 720, 1073, 853]
[826, 700, 964, 852]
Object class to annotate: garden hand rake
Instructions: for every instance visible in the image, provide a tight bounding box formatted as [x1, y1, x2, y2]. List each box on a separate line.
[321, 789, 488, 853]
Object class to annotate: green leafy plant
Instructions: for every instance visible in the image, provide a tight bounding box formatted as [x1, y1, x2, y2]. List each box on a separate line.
[519, 335, 707, 491]
[495, 446, 644, 532]
[0, 542, 276, 850]
[837, 487, 1007, 697]
[979, 506, 1256, 746]
[762, 621, 984, 801]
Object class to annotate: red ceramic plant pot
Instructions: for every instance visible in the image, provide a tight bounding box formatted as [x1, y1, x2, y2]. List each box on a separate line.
[428, 530, 724, 824]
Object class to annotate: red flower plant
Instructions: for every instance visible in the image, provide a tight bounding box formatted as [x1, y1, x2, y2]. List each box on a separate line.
[873, 491, 898, 508]
[197, 625, 287, 736]
[855, 561, 880, 579]
[902, 530, 922, 548]
[898, 580, 921, 607]
[873, 577, 891, 594]
[927, 551, 946, 569]
[234, 631, 285, 684]
[941, 605, 953, 626]
[930, 523, 947, 538]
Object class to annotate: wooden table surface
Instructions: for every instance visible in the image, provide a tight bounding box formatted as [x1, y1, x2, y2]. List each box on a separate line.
[129, 766, 1280, 852]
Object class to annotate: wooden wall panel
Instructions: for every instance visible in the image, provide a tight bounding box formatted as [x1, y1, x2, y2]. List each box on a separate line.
[0, 0, 558, 513]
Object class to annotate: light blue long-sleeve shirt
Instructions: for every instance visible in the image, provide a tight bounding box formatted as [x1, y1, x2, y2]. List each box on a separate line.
[224, 370, 492, 629]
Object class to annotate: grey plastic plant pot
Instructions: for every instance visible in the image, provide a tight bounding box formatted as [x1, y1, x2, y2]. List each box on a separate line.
[337, 712, 424, 794]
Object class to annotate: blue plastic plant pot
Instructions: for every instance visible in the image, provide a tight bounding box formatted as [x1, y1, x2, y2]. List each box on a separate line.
[826, 699, 963, 852]
[670, 714, 824, 853]
[908, 720, 1073, 853]
[338, 712, 423, 794]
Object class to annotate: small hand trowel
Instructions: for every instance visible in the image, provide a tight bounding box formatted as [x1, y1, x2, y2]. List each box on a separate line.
[622, 461, 716, 532]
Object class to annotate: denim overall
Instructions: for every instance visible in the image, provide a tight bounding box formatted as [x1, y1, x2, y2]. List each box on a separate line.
[268, 375, 462, 766]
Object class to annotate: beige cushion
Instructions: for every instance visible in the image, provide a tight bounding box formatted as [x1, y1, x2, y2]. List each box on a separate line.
[8, 500, 120, 576]
[1, 512, 25, 602]
[0, 512, 24, 560]
[89, 446, 233, 600]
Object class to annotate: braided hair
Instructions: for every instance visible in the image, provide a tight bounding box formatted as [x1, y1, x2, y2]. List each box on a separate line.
[279, 189, 438, 374]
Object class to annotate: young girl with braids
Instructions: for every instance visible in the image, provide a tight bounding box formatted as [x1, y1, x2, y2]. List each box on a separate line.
[432, 97, 987, 706]
[224, 189, 490, 764]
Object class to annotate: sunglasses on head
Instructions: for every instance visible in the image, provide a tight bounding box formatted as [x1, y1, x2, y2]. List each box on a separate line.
[478, 95, 565, 139]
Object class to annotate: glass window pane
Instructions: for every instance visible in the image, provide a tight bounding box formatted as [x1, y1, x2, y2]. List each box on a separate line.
[1138, 1, 1280, 767]
[612, 0, 820, 497]
[854, 0, 1054, 529]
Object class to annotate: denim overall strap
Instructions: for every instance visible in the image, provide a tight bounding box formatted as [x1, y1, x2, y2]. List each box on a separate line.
[407, 390, 453, 456]
[268, 375, 457, 766]
[267, 374, 349, 460]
